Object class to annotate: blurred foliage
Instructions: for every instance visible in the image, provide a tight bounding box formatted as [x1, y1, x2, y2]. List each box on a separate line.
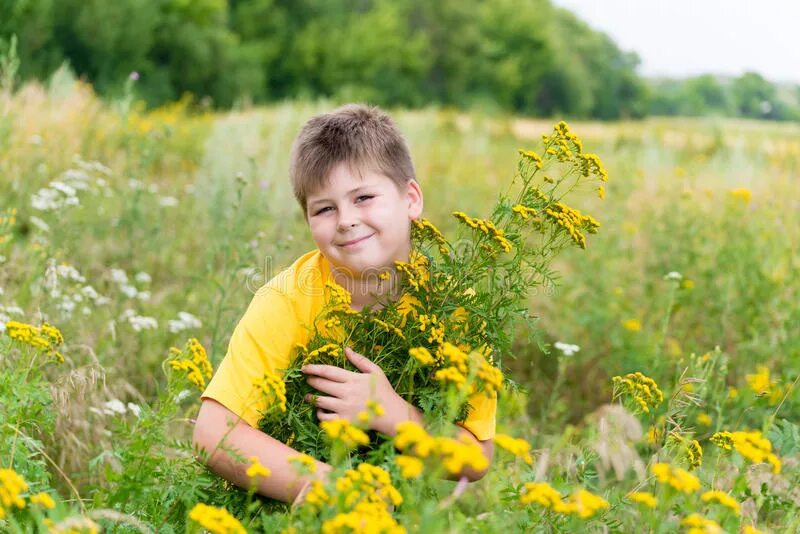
[1, 0, 799, 120]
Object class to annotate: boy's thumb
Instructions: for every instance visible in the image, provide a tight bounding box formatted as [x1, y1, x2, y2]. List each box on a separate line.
[346, 347, 378, 373]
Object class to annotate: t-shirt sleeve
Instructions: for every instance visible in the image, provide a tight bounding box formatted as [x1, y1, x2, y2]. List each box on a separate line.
[461, 390, 497, 441]
[202, 287, 298, 428]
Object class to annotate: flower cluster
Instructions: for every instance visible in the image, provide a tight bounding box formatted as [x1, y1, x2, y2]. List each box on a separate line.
[710, 430, 781, 473]
[253, 369, 288, 413]
[452, 211, 513, 253]
[321, 500, 405, 534]
[494, 434, 533, 465]
[412, 218, 448, 255]
[543, 202, 600, 249]
[188, 503, 247, 534]
[5, 320, 65, 363]
[394, 421, 488, 475]
[612, 372, 663, 413]
[167, 338, 213, 390]
[700, 490, 740, 515]
[321, 419, 370, 449]
[686, 439, 703, 471]
[627, 491, 657, 508]
[681, 513, 722, 534]
[0, 468, 27, 519]
[520, 482, 609, 519]
[650, 463, 700, 493]
[511, 204, 539, 221]
[393, 252, 429, 291]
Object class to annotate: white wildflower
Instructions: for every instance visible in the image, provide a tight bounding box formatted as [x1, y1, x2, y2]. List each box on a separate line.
[175, 389, 191, 402]
[554, 341, 580, 357]
[126, 403, 142, 418]
[29, 216, 50, 232]
[664, 271, 683, 282]
[111, 268, 128, 285]
[120, 285, 138, 299]
[134, 272, 151, 284]
[158, 196, 179, 207]
[103, 399, 127, 415]
[168, 311, 202, 333]
[120, 309, 158, 332]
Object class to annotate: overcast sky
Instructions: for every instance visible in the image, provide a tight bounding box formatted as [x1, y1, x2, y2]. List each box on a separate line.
[552, 0, 800, 83]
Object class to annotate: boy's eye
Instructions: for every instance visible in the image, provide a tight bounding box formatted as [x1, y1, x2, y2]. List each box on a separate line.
[314, 206, 333, 215]
[356, 195, 374, 203]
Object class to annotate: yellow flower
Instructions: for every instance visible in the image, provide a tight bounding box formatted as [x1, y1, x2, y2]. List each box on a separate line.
[494, 434, 533, 464]
[681, 513, 723, 534]
[627, 491, 657, 508]
[697, 413, 712, 427]
[395, 455, 424, 479]
[321, 419, 370, 449]
[29, 492, 56, 509]
[168, 339, 213, 390]
[742, 526, 765, 534]
[621, 318, 641, 332]
[245, 456, 271, 480]
[520, 481, 563, 507]
[612, 372, 663, 413]
[542, 202, 600, 249]
[686, 439, 703, 470]
[517, 149, 544, 168]
[729, 188, 752, 203]
[512, 204, 539, 221]
[701, 490, 740, 515]
[188, 503, 246, 534]
[0, 468, 28, 516]
[288, 453, 317, 474]
[745, 366, 774, 396]
[321, 500, 405, 534]
[5, 320, 65, 363]
[711, 430, 781, 473]
[651, 463, 700, 493]
[253, 370, 287, 412]
[409, 347, 434, 366]
[597, 186, 606, 199]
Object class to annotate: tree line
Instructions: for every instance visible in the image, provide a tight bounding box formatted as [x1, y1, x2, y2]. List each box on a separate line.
[2, 0, 798, 120]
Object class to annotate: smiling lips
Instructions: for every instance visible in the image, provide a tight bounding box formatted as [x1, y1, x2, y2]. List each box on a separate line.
[337, 233, 374, 248]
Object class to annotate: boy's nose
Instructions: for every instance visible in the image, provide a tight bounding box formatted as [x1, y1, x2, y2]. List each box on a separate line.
[336, 207, 359, 231]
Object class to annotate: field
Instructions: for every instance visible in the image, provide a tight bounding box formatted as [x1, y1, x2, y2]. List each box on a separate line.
[1, 71, 799, 532]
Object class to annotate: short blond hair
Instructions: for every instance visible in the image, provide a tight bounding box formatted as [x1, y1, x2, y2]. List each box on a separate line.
[289, 104, 416, 213]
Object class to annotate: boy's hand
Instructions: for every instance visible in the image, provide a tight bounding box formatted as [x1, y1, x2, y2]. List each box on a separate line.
[302, 347, 423, 436]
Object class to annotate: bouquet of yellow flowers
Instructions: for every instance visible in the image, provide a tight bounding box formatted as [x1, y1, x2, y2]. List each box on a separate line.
[258, 122, 608, 464]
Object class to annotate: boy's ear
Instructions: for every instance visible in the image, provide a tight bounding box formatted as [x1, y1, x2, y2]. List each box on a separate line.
[406, 179, 423, 219]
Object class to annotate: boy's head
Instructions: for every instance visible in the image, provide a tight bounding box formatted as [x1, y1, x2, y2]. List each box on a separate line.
[290, 104, 423, 279]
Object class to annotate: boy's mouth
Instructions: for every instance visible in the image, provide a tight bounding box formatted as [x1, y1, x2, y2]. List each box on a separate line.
[337, 233, 375, 248]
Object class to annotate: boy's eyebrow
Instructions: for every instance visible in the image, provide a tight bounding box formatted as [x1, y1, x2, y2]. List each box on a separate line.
[307, 185, 374, 207]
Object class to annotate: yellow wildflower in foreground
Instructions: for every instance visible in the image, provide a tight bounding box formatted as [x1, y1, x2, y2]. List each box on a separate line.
[697, 413, 712, 427]
[253, 369, 287, 412]
[542, 201, 600, 249]
[409, 347, 434, 366]
[169, 359, 207, 390]
[0, 468, 28, 518]
[627, 491, 657, 508]
[651, 463, 700, 493]
[5, 320, 65, 363]
[494, 434, 533, 465]
[46, 517, 101, 534]
[188, 503, 246, 534]
[321, 419, 370, 449]
[288, 453, 317, 474]
[742, 525, 765, 534]
[393, 422, 488, 474]
[612, 372, 664, 413]
[321, 500, 405, 534]
[701, 490, 740, 515]
[520, 482, 608, 519]
[29, 492, 56, 509]
[745, 365, 776, 398]
[395, 455, 424, 479]
[451, 211, 513, 253]
[334, 463, 403, 509]
[710, 430, 781, 473]
[681, 513, 723, 534]
[245, 456, 271, 481]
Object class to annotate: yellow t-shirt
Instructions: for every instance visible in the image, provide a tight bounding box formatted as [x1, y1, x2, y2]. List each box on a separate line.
[202, 249, 496, 440]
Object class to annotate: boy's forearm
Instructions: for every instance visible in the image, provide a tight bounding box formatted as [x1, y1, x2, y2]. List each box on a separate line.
[194, 400, 331, 503]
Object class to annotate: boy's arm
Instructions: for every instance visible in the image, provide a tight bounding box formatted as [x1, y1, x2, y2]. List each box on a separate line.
[193, 398, 331, 504]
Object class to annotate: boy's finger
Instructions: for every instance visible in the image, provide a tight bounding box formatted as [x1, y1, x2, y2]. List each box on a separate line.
[316, 409, 338, 422]
[345, 347, 380, 374]
[304, 393, 339, 411]
[306, 377, 346, 397]
[301, 364, 351, 382]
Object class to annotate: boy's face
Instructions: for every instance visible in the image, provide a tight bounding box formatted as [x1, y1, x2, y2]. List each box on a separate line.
[306, 162, 423, 279]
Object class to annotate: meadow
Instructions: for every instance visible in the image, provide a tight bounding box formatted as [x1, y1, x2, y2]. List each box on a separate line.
[1, 69, 798, 532]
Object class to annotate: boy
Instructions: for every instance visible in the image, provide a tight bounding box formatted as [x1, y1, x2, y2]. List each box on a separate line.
[193, 104, 496, 506]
